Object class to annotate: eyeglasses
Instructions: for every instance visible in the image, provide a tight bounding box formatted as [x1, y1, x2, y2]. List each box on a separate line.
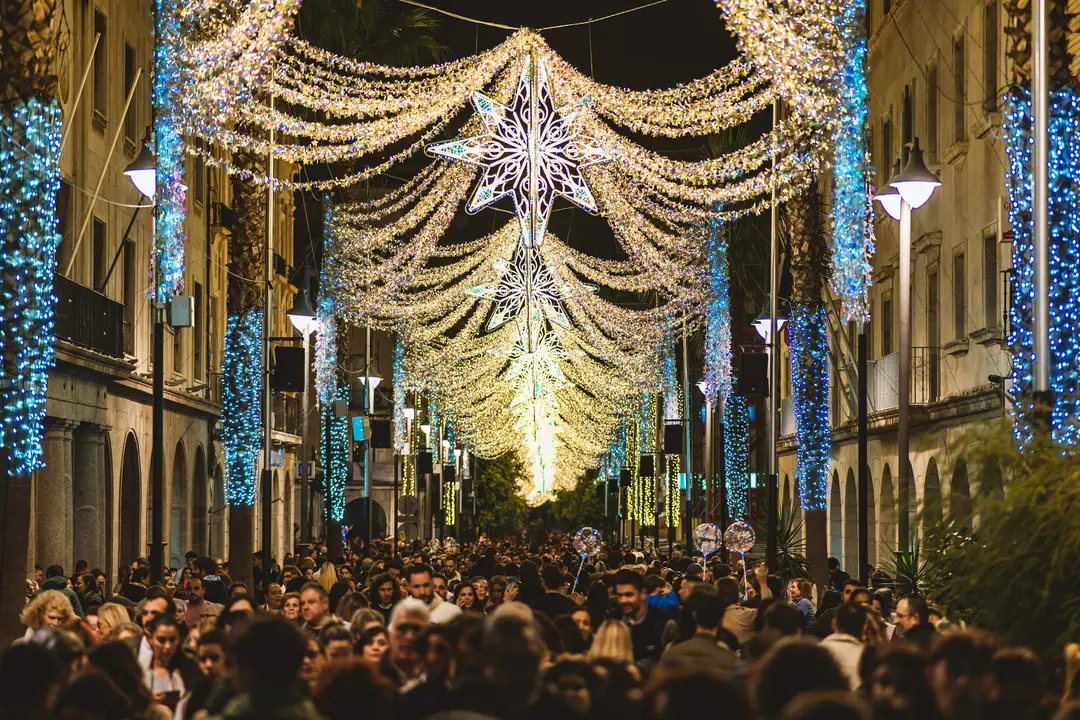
[393, 623, 425, 635]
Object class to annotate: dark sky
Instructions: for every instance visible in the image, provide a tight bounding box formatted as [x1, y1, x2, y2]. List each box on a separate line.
[432, 0, 738, 89]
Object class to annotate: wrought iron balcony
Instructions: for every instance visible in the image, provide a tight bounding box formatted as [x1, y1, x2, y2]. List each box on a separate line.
[53, 274, 126, 358]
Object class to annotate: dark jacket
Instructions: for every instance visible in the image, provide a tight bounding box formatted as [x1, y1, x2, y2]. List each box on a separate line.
[626, 605, 676, 667]
[32, 576, 84, 618]
[209, 689, 321, 720]
[659, 633, 738, 672]
[900, 622, 937, 651]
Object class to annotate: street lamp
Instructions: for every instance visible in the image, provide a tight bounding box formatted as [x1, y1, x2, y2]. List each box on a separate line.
[874, 161, 903, 222]
[359, 372, 383, 391]
[879, 137, 941, 553]
[753, 296, 789, 342]
[124, 134, 156, 199]
[288, 276, 316, 541]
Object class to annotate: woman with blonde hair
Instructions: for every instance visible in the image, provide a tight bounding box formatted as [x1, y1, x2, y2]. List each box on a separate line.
[19, 589, 75, 638]
[587, 619, 634, 664]
[318, 562, 339, 594]
[95, 602, 130, 639]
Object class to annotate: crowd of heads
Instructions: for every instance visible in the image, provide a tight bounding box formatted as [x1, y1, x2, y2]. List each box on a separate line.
[5, 536, 1078, 720]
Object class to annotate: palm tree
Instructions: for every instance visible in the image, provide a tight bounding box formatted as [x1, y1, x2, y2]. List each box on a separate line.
[786, 179, 831, 592]
[0, 0, 62, 642]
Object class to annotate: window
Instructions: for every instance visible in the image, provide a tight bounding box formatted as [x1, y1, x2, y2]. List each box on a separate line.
[57, 180, 72, 275]
[92, 12, 107, 123]
[193, 139, 206, 210]
[954, 35, 966, 142]
[92, 218, 107, 292]
[194, 282, 204, 380]
[209, 295, 219, 400]
[882, 292, 894, 356]
[928, 271, 940, 349]
[880, 117, 893, 187]
[954, 253, 966, 339]
[174, 325, 183, 377]
[124, 43, 137, 144]
[123, 240, 135, 355]
[984, 0, 999, 113]
[902, 84, 914, 165]
[927, 65, 939, 163]
[984, 234, 998, 326]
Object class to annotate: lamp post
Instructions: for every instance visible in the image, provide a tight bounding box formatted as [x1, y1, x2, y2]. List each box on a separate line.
[360, 359, 382, 553]
[287, 277, 316, 546]
[754, 295, 788, 568]
[697, 381, 713, 524]
[875, 138, 940, 552]
[125, 136, 165, 583]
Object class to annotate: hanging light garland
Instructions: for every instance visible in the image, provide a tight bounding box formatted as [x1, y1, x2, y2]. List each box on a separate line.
[0, 96, 62, 476]
[789, 305, 831, 509]
[702, 218, 734, 410]
[322, 385, 349, 523]
[723, 391, 749, 519]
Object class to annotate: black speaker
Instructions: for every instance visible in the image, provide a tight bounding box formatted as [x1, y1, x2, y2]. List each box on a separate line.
[608, 480, 619, 495]
[663, 424, 684, 455]
[443, 465, 456, 484]
[369, 419, 392, 449]
[417, 452, 433, 475]
[429, 475, 441, 510]
[620, 468, 632, 487]
[740, 353, 769, 396]
[639, 454, 655, 477]
[271, 346, 305, 392]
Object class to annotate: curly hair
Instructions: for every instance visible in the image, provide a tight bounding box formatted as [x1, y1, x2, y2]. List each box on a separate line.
[20, 590, 75, 629]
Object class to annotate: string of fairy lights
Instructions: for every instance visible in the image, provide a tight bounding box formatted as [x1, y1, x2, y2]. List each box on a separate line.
[106, 0, 877, 509]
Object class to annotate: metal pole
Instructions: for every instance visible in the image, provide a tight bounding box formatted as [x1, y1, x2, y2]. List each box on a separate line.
[767, 98, 780, 569]
[858, 322, 869, 585]
[261, 95, 275, 585]
[364, 323, 372, 552]
[897, 199, 912, 549]
[1033, 0, 1050, 394]
[150, 257, 165, 583]
[681, 314, 693, 549]
[704, 399, 713, 523]
[59, 33, 100, 154]
[300, 322, 310, 543]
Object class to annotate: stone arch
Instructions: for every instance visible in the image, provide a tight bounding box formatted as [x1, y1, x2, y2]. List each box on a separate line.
[829, 470, 842, 563]
[210, 462, 226, 559]
[981, 457, 1004, 500]
[878, 464, 896, 560]
[782, 474, 792, 519]
[922, 457, 943, 533]
[119, 432, 141, 566]
[192, 445, 208, 555]
[272, 470, 283, 561]
[950, 458, 971, 527]
[898, 458, 915, 549]
[284, 471, 293, 557]
[169, 441, 188, 569]
[866, 466, 877, 568]
[843, 468, 858, 574]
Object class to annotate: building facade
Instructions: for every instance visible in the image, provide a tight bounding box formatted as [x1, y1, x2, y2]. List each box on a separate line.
[778, 0, 1011, 574]
[38, 0, 302, 585]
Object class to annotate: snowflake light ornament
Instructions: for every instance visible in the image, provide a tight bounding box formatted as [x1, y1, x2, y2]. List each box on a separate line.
[428, 54, 608, 247]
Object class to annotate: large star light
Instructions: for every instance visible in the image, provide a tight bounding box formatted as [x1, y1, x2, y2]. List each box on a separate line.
[428, 55, 608, 247]
[467, 244, 570, 330]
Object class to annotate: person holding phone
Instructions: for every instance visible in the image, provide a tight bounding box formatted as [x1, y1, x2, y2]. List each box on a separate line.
[144, 614, 201, 713]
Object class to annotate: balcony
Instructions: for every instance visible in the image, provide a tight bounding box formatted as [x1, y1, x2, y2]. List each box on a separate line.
[272, 394, 302, 436]
[54, 274, 125, 358]
[869, 347, 940, 413]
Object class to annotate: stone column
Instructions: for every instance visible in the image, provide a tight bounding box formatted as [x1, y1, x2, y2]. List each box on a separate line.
[74, 425, 109, 570]
[38, 419, 75, 571]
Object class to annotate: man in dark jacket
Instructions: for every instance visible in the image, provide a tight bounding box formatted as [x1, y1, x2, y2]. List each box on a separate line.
[614, 569, 676, 670]
[31, 566, 84, 618]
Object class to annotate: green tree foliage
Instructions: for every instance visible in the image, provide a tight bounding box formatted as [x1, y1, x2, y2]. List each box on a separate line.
[296, 0, 445, 64]
[552, 476, 612, 533]
[923, 419, 1080, 677]
[461, 453, 529, 539]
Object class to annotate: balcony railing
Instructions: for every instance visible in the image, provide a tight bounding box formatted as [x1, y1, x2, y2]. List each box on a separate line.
[54, 274, 125, 358]
[272, 394, 302, 436]
[869, 347, 940, 413]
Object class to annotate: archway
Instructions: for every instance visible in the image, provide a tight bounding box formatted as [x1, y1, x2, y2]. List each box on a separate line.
[119, 433, 141, 566]
[272, 470, 283, 561]
[950, 458, 971, 527]
[829, 470, 842, 565]
[210, 463, 226, 559]
[843, 468, 858, 574]
[981, 457, 1004, 500]
[866, 467, 877, 567]
[878, 464, 896, 561]
[192, 446, 208, 555]
[782, 474, 792, 519]
[169, 442, 188, 569]
[284, 472, 293, 556]
[922, 457, 943, 533]
[898, 459, 914, 550]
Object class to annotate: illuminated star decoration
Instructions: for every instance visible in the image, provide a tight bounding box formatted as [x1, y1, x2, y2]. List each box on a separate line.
[468, 244, 570, 330]
[428, 54, 609, 247]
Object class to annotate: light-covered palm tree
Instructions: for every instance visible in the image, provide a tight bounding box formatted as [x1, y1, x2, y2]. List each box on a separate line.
[0, 0, 62, 642]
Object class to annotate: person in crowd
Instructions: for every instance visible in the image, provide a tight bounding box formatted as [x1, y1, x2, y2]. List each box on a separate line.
[314, 659, 394, 720]
[369, 572, 398, 624]
[218, 616, 322, 719]
[381, 597, 431, 687]
[184, 577, 222, 630]
[280, 592, 301, 623]
[528, 564, 575, 620]
[819, 602, 869, 689]
[613, 569, 676, 668]
[404, 565, 462, 624]
[358, 625, 390, 665]
[455, 582, 478, 611]
[95, 603, 130, 639]
[569, 605, 594, 649]
[470, 576, 490, 610]
[143, 614, 200, 713]
[790, 578, 815, 627]
[659, 586, 737, 672]
[754, 639, 849, 720]
[896, 594, 937, 649]
[319, 624, 355, 665]
[588, 618, 635, 664]
[31, 566, 84, 618]
[298, 581, 338, 637]
[20, 589, 76, 637]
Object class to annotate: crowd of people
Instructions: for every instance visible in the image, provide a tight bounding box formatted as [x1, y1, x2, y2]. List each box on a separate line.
[6, 533, 1080, 720]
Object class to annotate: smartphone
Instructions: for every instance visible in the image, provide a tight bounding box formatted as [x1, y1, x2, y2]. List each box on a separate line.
[506, 577, 518, 588]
